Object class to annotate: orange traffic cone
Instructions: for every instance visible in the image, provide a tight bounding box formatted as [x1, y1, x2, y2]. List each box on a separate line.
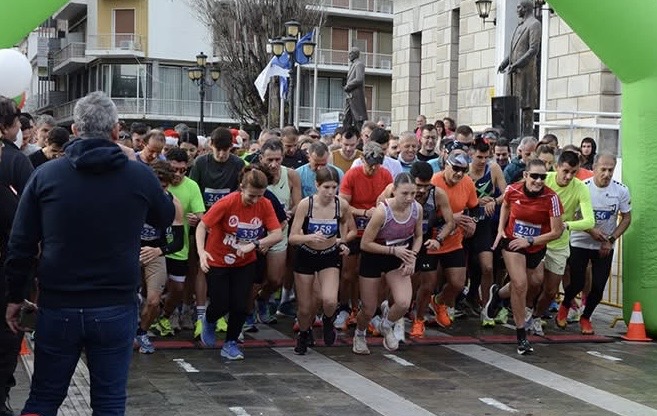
[621, 302, 652, 342]
[19, 337, 30, 355]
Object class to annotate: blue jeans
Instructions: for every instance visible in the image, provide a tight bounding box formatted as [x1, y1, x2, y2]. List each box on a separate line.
[22, 303, 138, 416]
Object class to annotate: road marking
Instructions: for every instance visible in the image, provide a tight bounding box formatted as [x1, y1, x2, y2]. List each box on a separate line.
[273, 348, 436, 416]
[446, 344, 657, 416]
[228, 407, 251, 416]
[383, 354, 415, 367]
[502, 323, 516, 331]
[587, 351, 623, 362]
[173, 358, 199, 373]
[479, 398, 518, 413]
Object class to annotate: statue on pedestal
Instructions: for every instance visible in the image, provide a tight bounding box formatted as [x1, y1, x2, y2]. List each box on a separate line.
[498, 0, 541, 137]
[342, 47, 368, 131]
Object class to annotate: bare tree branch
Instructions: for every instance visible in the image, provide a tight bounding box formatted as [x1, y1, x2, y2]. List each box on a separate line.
[194, 0, 323, 127]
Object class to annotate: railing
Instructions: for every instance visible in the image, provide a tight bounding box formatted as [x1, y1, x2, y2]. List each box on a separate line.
[32, 91, 67, 110]
[322, 0, 393, 14]
[534, 109, 621, 146]
[297, 106, 390, 126]
[315, 48, 392, 71]
[87, 34, 143, 52]
[53, 42, 86, 68]
[54, 98, 232, 121]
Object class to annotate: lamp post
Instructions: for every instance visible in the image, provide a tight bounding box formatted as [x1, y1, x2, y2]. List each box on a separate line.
[270, 20, 316, 128]
[187, 52, 220, 136]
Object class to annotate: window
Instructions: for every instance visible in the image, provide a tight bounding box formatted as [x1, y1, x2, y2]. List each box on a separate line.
[113, 9, 135, 48]
[111, 65, 143, 98]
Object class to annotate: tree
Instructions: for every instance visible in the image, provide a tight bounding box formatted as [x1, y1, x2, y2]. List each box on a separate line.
[194, 0, 322, 128]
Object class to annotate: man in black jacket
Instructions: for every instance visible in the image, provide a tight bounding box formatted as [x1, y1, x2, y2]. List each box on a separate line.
[4, 92, 175, 416]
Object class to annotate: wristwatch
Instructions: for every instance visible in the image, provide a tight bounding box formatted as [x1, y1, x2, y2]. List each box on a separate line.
[607, 235, 616, 244]
[436, 235, 444, 243]
[252, 239, 261, 249]
[526, 236, 535, 246]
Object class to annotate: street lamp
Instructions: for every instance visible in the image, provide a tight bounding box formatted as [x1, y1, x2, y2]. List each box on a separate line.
[270, 20, 316, 128]
[187, 52, 220, 135]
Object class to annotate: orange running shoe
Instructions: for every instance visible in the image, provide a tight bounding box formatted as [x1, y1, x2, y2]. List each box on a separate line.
[368, 316, 382, 337]
[579, 317, 594, 335]
[435, 304, 452, 328]
[555, 304, 569, 329]
[410, 319, 425, 338]
[347, 308, 358, 326]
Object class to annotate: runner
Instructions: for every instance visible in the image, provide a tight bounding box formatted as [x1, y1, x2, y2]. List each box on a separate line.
[350, 128, 403, 178]
[504, 136, 537, 184]
[417, 124, 439, 162]
[494, 138, 511, 171]
[486, 158, 564, 355]
[281, 126, 308, 169]
[136, 130, 166, 165]
[196, 167, 283, 360]
[353, 172, 423, 354]
[296, 141, 344, 199]
[189, 127, 246, 336]
[531, 150, 594, 335]
[535, 144, 556, 171]
[288, 166, 355, 354]
[330, 126, 362, 174]
[415, 150, 477, 329]
[466, 136, 506, 326]
[135, 160, 184, 353]
[559, 153, 631, 334]
[338, 142, 393, 331]
[397, 132, 441, 173]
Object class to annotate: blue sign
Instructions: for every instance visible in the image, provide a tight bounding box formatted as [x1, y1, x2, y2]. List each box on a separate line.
[320, 122, 340, 135]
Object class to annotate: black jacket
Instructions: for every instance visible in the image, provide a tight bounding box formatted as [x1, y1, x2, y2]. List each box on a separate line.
[0, 139, 34, 195]
[4, 137, 175, 308]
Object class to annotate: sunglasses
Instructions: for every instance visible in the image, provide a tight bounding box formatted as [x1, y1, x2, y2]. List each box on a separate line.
[528, 172, 547, 180]
[450, 164, 469, 174]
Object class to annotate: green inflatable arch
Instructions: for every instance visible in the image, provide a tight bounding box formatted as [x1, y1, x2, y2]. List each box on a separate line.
[549, 0, 657, 335]
[0, 1, 68, 48]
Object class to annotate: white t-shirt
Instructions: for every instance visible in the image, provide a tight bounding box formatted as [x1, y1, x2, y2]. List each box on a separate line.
[570, 178, 631, 250]
[350, 155, 403, 179]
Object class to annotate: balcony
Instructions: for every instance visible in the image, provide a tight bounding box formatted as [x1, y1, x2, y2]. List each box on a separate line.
[313, 48, 392, 75]
[298, 106, 390, 128]
[52, 42, 90, 75]
[54, 98, 233, 124]
[311, 0, 393, 21]
[86, 34, 145, 57]
[54, 0, 87, 21]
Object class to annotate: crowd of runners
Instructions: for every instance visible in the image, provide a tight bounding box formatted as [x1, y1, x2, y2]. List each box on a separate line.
[5, 107, 632, 361]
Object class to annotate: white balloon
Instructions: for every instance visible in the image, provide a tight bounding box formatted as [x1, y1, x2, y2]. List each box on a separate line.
[0, 49, 31, 99]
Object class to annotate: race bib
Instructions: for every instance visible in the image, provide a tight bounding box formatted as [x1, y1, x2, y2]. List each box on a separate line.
[513, 220, 541, 238]
[308, 218, 338, 237]
[204, 188, 230, 207]
[594, 209, 614, 222]
[355, 216, 369, 231]
[236, 222, 263, 243]
[141, 224, 160, 241]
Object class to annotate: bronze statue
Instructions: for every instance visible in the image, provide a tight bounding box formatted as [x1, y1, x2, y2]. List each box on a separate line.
[498, 0, 541, 137]
[343, 47, 368, 131]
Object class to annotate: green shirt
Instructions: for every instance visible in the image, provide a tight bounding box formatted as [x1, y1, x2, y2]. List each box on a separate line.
[166, 177, 205, 260]
[545, 172, 595, 250]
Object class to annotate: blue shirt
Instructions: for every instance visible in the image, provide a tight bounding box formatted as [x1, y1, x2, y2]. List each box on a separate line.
[295, 163, 344, 198]
[398, 156, 441, 174]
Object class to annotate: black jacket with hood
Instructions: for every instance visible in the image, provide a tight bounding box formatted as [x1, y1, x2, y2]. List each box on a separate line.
[4, 137, 175, 308]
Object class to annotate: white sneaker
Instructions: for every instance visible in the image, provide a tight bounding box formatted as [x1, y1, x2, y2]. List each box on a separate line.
[334, 310, 349, 330]
[352, 334, 370, 355]
[170, 310, 182, 332]
[381, 300, 390, 318]
[393, 318, 406, 343]
[530, 318, 545, 336]
[379, 320, 399, 352]
[523, 307, 534, 330]
[567, 306, 581, 323]
[370, 315, 382, 334]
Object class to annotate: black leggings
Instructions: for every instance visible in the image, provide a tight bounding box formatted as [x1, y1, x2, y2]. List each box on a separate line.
[206, 263, 256, 342]
[563, 246, 614, 319]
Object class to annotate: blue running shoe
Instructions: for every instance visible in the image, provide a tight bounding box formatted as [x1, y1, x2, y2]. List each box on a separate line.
[221, 340, 244, 360]
[200, 316, 217, 348]
[256, 299, 277, 324]
[243, 313, 259, 333]
[135, 334, 155, 354]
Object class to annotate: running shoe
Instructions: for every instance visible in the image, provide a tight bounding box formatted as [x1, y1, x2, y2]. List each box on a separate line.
[334, 310, 350, 331]
[151, 317, 174, 337]
[579, 317, 594, 335]
[352, 334, 370, 355]
[243, 313, 258, 333]
[379, 319, 399, 352]
[215, 316, 228, 333]
[256, 299, 277, 324]
[200, 316, 217, 348]
[523, 308, 534, 330]
[275, 300, 297, 318]
[494, 307, 509, 324]
[369, 315, 382, 336]
[221, 340, 244, 360]
[394, 317, 406, 343]
[517, 338, 534, 355]
[555, 304, 569, 329]
[410, 318, 425, 338]
[483, 284, 501, 321]
[194, 318, 202, 339]
[170, 310, 182, 332]
[567, 304, 581, 323]
[480, 311, 496, 328]
[529, 317, 544, 336]
[381, 300, 390, 319]
[347, 308, 358, 326]
[549, 300, 559, 312]
[435, 304, 452, 328]
[322, 314, 337, 346]
[294, 329, 311, 355]
[180, 306, 195, 330]
[135, 333, 155, 354]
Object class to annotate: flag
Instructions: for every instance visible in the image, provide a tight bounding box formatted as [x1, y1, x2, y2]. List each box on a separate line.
[272, 31, 314, 100]
[295, 31, 314, 65]
[254, 57, 290, 102]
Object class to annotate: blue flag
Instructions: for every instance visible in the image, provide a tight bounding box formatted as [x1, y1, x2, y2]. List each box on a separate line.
[272, 31, 314, 100]
[295, 31, 314, 65]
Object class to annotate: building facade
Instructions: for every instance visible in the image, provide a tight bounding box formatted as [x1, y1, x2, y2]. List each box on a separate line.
[392, 0, 620, 151]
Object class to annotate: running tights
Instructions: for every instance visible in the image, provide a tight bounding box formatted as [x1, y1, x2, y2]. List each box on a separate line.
[206, 263, 256, 342]
[562, 246, 614, 319]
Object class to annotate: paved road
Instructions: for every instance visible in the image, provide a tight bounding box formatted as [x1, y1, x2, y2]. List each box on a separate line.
[11, 305, 657, 416]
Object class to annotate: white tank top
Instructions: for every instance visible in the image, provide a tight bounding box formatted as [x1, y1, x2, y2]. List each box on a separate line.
[268, 165, 291, 210]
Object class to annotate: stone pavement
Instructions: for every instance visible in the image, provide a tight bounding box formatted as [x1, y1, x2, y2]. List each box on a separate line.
[10, 304, 657, 416]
